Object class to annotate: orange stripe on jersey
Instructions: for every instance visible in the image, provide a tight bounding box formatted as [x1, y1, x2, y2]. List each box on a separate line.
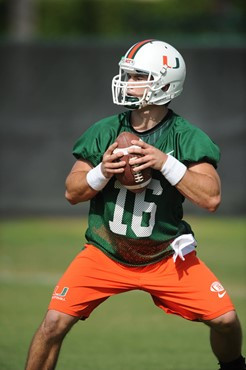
[127, 39, 154, 59]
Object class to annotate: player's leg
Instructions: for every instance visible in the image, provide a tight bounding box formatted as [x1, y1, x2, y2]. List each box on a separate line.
[25, 244, 140, 369]
[25, 245, 112, 369]
[141, 251, 245, 368]
[25, 310, 79, 370]
[203, 310, 245, 369]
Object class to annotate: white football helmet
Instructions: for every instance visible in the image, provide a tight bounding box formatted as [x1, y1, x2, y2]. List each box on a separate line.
[112, 39, 186, 109]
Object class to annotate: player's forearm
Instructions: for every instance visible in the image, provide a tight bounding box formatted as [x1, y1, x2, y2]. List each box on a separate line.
[65, 171, 98, 204]
[176, 169, 221, 212]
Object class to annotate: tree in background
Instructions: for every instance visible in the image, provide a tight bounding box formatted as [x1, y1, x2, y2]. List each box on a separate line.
[1, 0, 245, 43]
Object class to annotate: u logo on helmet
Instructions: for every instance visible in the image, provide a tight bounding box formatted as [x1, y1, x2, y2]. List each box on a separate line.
[163, 55, 180, 69]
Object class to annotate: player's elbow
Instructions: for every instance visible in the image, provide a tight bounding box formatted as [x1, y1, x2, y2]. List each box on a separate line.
[206, 194, 221, 212]
[65, 190, 79, 205]
[65, 187, 97, 204]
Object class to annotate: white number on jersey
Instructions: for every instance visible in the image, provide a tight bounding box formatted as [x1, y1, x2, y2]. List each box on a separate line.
[109, 179, 163, 237]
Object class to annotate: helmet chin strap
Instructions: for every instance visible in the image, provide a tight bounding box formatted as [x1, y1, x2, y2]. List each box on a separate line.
[124, 95, 152, 110]
[124, 86, 151, 110]
[124, 96, 140, 110]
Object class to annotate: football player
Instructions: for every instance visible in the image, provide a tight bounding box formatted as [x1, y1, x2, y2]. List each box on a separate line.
[25, 40, 245, 370]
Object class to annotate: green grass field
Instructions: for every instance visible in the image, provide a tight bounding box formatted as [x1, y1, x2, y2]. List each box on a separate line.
[0, 216, 245, 370]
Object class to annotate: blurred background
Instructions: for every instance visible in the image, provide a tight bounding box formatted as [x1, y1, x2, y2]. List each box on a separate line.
[0, 0, 245, 217]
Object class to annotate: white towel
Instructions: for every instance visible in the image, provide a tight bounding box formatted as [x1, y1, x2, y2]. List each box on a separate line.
[170, 234, 197, 262]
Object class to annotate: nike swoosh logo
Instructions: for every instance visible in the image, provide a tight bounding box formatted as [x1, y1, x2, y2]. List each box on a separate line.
[167, 150, 174, 155]
[218, 291, 226, 298]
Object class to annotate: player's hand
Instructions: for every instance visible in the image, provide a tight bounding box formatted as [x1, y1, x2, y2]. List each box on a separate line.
[128, 140, 168, 172]
[101, 142, 126, 178]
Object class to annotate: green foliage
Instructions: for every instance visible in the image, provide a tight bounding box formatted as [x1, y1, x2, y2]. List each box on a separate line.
[36, 0, 245, 39]
[1, 0, 245, 40]
[0, 217, 245, 369]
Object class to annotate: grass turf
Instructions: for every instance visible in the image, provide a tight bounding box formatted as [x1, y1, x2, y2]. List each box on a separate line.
[0, 216, 245, 369]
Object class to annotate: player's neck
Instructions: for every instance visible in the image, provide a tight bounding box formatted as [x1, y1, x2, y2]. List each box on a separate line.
[130, 105, 169, 132]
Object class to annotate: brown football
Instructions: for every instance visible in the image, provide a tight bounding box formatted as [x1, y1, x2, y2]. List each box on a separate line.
[114, 132, 152, 193]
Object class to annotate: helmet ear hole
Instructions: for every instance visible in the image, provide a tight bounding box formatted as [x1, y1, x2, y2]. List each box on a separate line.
[162, 84, 170, 92]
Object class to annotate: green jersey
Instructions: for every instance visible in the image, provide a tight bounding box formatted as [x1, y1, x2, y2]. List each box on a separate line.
[73, 110, 220, 266]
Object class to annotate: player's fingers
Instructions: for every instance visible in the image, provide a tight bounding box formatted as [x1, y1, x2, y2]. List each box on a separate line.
[103, 150, 124, 163]
[131, 139, 148, 148]
[104, 161, 125, 174]
[113, 151, 125, 160]
[132, 161, 152, 172]
[128, 146, 145, 156]
[129, 154, 152, 165]
[102, 158, 125, 177]
[105, 142, 118, 155]
[105, 167, 125, 174]
[128, 141, 152, 156]
[104, 152, 124, 164]
[105, 160, 126, 168]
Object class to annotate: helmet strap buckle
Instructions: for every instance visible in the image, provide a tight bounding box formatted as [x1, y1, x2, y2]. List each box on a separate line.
[160, 66, 167, 76]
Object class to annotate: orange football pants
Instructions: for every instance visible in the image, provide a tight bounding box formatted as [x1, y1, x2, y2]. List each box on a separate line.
[48, 244, 234, 321]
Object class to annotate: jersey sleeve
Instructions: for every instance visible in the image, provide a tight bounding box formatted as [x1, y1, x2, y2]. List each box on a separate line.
[73, 125, 104, 166]
[72, 116, 119, 167]
[178, 126, 220, 168]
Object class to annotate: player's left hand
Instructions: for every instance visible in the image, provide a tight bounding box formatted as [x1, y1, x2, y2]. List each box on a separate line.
[128, 140, 168, 172]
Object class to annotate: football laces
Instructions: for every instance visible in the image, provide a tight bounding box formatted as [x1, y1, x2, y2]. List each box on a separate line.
[131, 157, 144, 183]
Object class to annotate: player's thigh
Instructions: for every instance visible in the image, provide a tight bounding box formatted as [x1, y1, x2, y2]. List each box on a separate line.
[145, 251, 235, 321]
[48, 244, 138, 319]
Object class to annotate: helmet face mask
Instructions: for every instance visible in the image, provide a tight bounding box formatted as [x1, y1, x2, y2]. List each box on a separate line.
[112, 40, 186, 109]
[113, 69, 156, 109]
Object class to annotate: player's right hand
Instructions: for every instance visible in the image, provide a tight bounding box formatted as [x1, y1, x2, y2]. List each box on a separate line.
[101, 142, 126, 178]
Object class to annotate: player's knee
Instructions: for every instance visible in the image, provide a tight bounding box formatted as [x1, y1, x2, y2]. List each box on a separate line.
[41, 310, 78, 342]
[204, 310, 240, 333]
